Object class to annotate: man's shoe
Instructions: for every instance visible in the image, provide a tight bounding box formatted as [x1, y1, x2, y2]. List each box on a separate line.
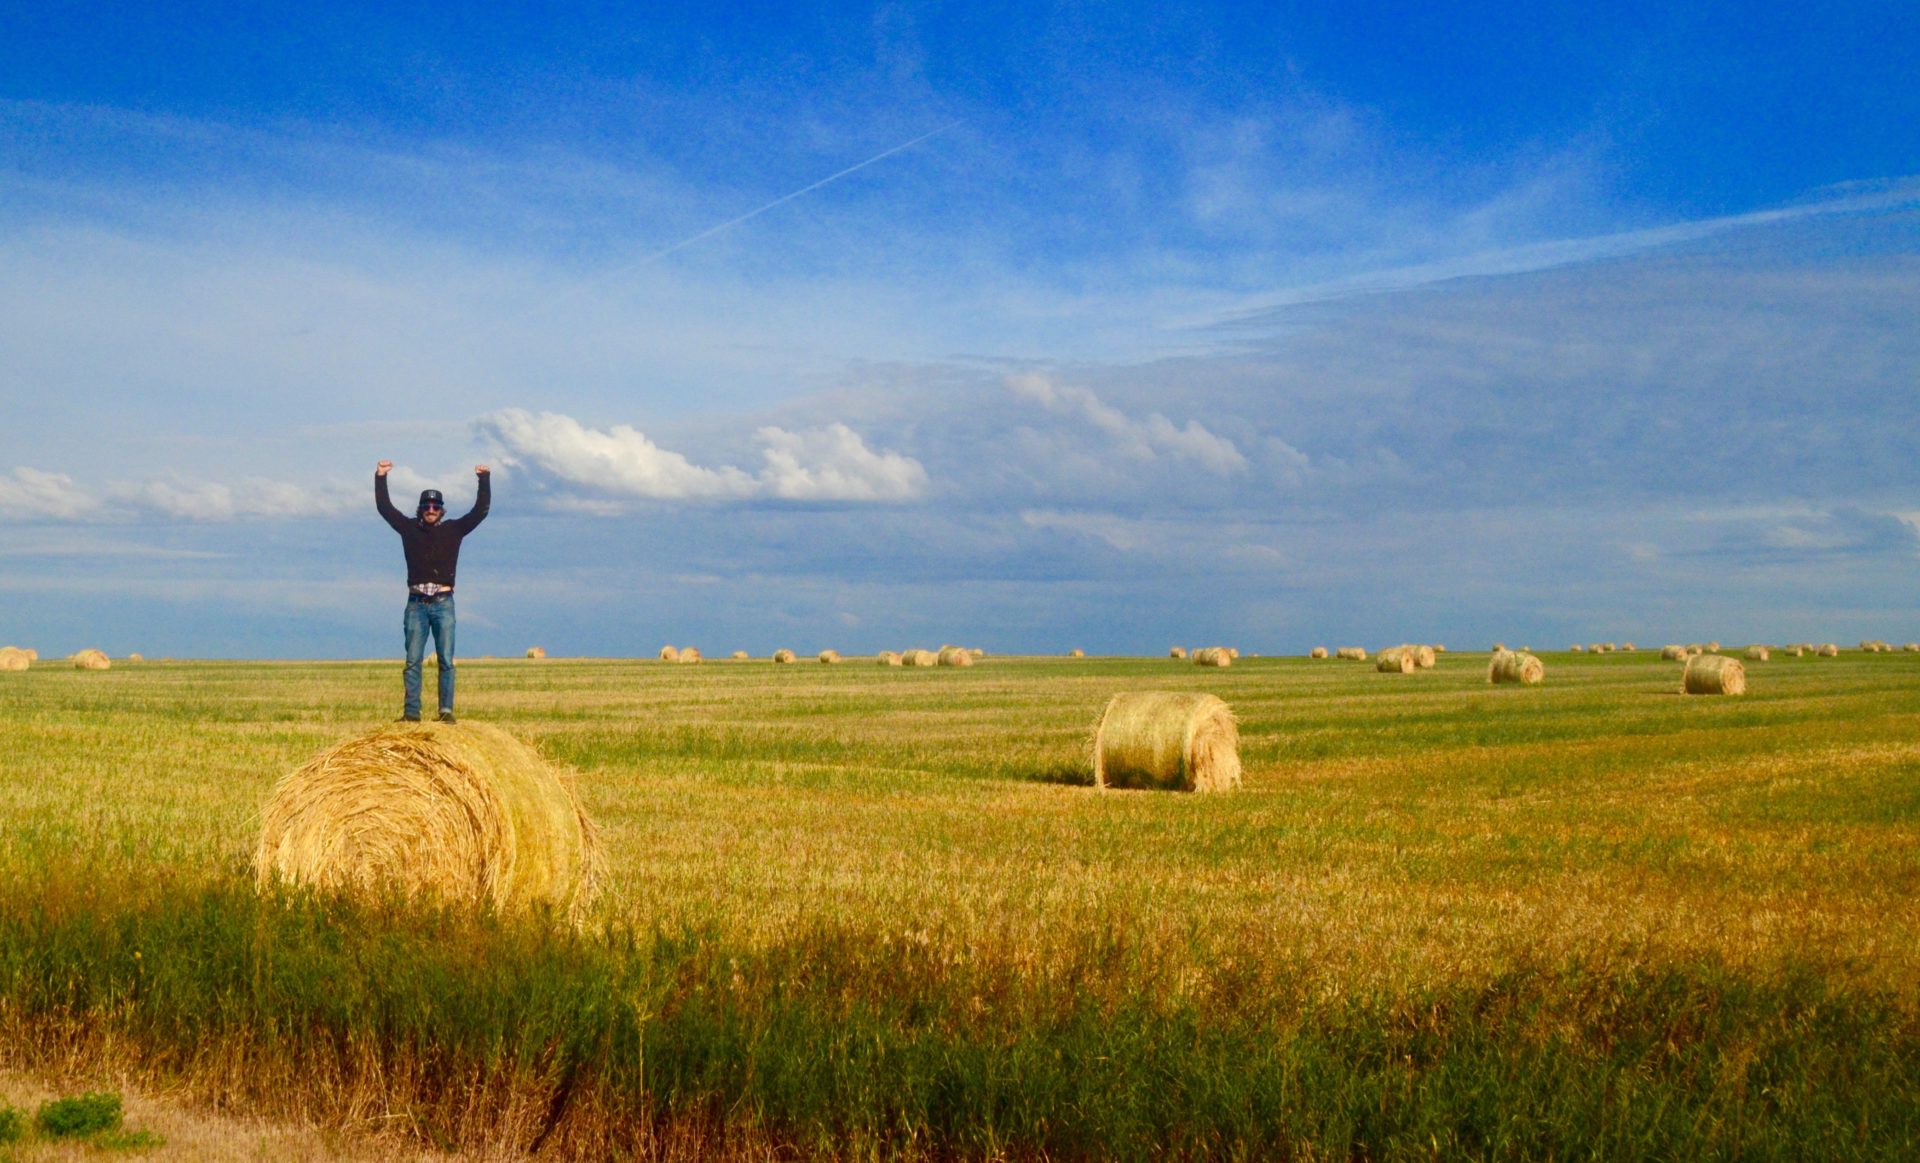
[437, 710, 457, 724]
[397, 713, 421, 722]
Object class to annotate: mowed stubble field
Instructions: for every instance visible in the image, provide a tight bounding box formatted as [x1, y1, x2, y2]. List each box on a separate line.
[1, 650, 1917, 1159]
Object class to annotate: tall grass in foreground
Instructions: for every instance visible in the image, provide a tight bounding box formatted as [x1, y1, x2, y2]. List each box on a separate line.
[0, 860, 1915, 1160]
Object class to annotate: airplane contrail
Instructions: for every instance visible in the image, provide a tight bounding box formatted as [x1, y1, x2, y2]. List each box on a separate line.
[636, 120, 962, 264]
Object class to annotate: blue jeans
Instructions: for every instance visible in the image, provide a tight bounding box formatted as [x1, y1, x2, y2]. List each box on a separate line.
[403, 595, 456, 717]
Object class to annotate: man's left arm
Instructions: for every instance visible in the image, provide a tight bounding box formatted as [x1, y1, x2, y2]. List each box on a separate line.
[455, 466, 491, 531]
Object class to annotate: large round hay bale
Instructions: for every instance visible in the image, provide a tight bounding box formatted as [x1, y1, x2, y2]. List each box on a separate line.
[1817, 643, 1839, 657]
[1488, 650, 1544, 685]
[1093, 692, 1240, 793]
[1310, 646, 1329, 659]
[0, 648, 28, 672]
[876, 651, 902, 666]
[1683, 654, 1746, 695]
[658, 645, 680, 663]
[1415, 645, 1437, 669]
[901, 648, 938, 667]
[936, 645, 973, 667]
[1660, 645, 1687, 661]
[254, 722, 601, 920]
[1744, 645, 1770, 661]
[72, 649, 111, 671]
[525, 646, 547, 660]
[1375, 646, 1416, 674]
[772, 649, 797, 664]
[1192, 646, 1232, 668]
[731, 650, 749, 660]
[678, 647, 702, 664]
[1068, 648, 1086, 658]
[1169, 646, 1187, 659]
[818, 649, 842, 664]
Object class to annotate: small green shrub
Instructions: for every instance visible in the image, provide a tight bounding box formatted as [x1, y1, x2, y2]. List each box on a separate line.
[0, 1104, 23, 1143]
[36, 1091, 122, 1138]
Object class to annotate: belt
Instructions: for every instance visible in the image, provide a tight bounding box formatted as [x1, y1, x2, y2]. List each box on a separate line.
[408, 585, 453, 601]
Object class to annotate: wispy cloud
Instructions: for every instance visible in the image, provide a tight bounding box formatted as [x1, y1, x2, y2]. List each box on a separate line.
[473, 408, 926, 504]
[0, 467, 102, 521]
[1005, 373, 1247, 475]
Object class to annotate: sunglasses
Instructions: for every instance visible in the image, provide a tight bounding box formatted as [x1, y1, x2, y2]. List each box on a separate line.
[421, 502, 444, 511]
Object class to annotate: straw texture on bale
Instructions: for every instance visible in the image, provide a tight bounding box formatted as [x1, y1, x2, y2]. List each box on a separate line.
[1226, 647, 1241, 659]
[254, 721, 601, 920]
[731, 650, 749, 660]
[1169, 646, 1187, 659]
[1310, 646, 1329, 659]
[1488, 650, 1544, 686]
[1785, 646, 1805, 657]
[71, 648, 111, 671]
[1335, 647, 1368, 661]
[1683, 654, 1747, 695]
[1375, 646, 1417, 674]
[0, 648, 28, 672]
[1192, 646, 1232, 668]
[6, 646, 38, 662]
[1818, 643, 1840, 657]
[818, 649, 842, 664]
[677, 647, 702, 664]
[936, 645, 973, 667]
[901, 649, 938, 667]
[876, 651, 902, 666]
[772, 649, 797, 664]
[1660, 645, 1686, 661]
[658, 645, 680, 663]
[1745, 645, 1770, 661]
[1068, 648, 1086, 658]
[525, 646, 547, 659]
[1093, 692, 1240, 793]
[1415, 645, 1437, 669]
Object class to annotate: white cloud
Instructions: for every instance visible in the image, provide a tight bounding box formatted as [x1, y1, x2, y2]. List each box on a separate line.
[474, 408, 926, 504]
[1021, 509, 1151, 552]
[105, 475, 360, 522]
[1006, 373, 1247, 475]
[0, 467, 102, 521]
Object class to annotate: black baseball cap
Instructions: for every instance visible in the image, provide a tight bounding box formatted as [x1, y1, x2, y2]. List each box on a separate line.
[417, 489, 444, 510]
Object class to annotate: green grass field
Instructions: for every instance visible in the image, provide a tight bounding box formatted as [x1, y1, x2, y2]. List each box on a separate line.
[1, 650, 1916, 1159]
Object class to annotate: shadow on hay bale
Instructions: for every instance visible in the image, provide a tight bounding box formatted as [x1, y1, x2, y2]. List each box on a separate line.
[1093, 692, 1240, 792]
[1489, 650, 1545, 685]
[254, 721, 602, 922]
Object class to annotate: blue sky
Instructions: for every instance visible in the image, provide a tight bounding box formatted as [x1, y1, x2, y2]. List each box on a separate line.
[1, 3, 1916, 659]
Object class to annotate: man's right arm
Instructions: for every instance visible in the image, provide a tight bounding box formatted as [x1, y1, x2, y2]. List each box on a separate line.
[374, 461, 408, 532]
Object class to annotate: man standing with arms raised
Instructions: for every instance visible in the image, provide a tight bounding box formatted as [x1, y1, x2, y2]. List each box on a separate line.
[375, 460, 490, 722]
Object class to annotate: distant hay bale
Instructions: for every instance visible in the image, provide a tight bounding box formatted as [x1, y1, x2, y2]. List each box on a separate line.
[1376, 646, 1416, 674]
[1744, 645, 1770, 661]
[936, 645, 973, 667]
[677, 647, 702, 664]
[877, 651, 902, 666]
[1226, 647, 1240, 659]
[1570, 644, 1585, 653]
[1905, 643, 1920, 653]
[1683, 654, 1746, 695]
[1660, 645, 1687, 661]
[1686, 644, 1705, 656]
[0, 648, 28, 672]
[658, 645, 680, 663]
[14, 647, 37, 661]
[818, 649, 842, 664]
[72, 649, 111, 671]
[731, 650, 749, 660]
[126, 652, 144, 663]
[254, 721, 600, 921]
[1621, 643, 1636, 652]
[1491, 642, 1506, 652]
[1706, 640, 1721, 652]
[525, 646, 547, 659]
[1335, 647, 1368, 661]
[1488, 650, 1544, 686]
[1433, 644, 1447, 653]
[1784, 645, 1805, 657]
[1415, 645, 1437, 669]
[969, 648, 985, 658]
[1066, 648, 1086, 658]
[901, 649, 938, 667]
[1169, 646, 1188, 659]
[1817, 643, 1840, 657]
[1093, 692, 1240, 793]
[1192, 646, 1232, 668]
[772, 649, 797, 664]
[1310, 646, 1329, 659]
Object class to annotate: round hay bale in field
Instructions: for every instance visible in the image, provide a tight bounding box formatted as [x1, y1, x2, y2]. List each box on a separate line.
[936, 645, 973, 667]
[731, 650, 749, 660]
[126, 652, 144, 663]
[254, 721, 601, 920]
[1683, 654, 1746, 696]
[1904, 643, 1920, 653]
[1375, 646, 1417, 674]
[0, 648, 28, 672]
[876, 651, 902, 666]
[1621, 643, 1636, 652]
[1336, 646, 1369, 661]
[1169, 646, 1188, 659]
[658, 645, 680, 663]
[1491, 642, 1506, 653]
[1226, 647, 1241, 659]
[1706, 640, 1721, 652]
[1093, 692, 1240, 793]
[72, 649, 111, 671]
[1571, 644, 1585, 653]
[969, 648, 985, 658]
[1433, 644, 1447, 653]
[901, 648, 938, 667]
[1488, 650, 1544, 686]
[1415, 645, 1437, 669]
[1745, 645, 1771, 661]
[1068, 648, 1086, 658]
[1817, 643, 1839, 657]
[1192, 646, 1232, 668]
[525, 646, 547, 659]
[678, 647, 702, 664]
[1310, 646, 1329, 659]
[772, 649, 797, 664]
[818, 649, 842, 664]
[1660, 645, 1687, 661]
